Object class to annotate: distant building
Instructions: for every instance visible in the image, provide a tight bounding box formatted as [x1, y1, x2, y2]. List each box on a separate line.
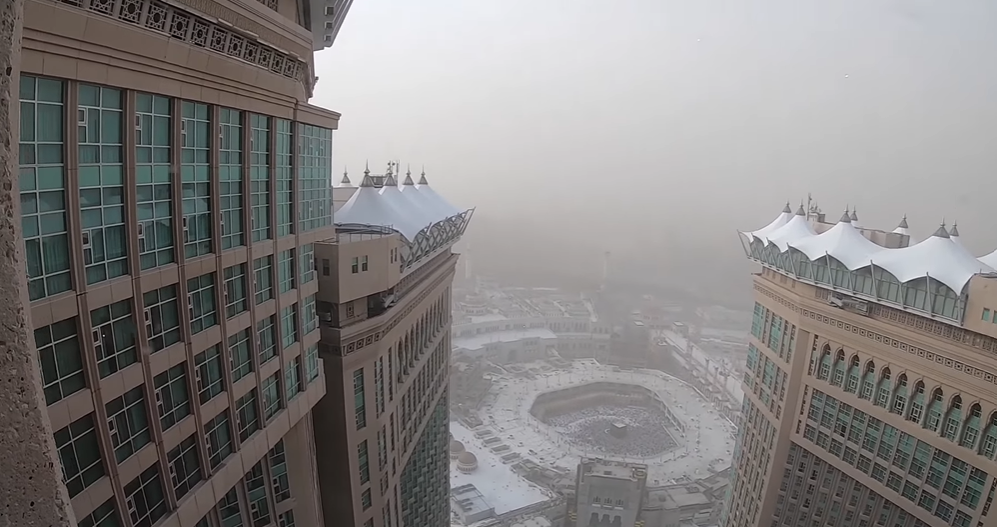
[569, 459, 648, 527]
[452, 484, 496, 524]
[723, 204, 997, 527]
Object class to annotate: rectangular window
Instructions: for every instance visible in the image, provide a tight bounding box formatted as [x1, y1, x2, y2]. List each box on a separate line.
[361, 255, 368, 272]
[322, 258, 330, 276]
[219, 108, 244, 249]
[279, 512, 296, 527]
[229, 329, 253, 382]
[300, 243, 315, 284]
[278, 249, 295, 293]
[187, 272, 218, 334]
[218, 487, 243, 527]
[205, 411, 233, 468]
[195, 345, 224, 403]
[91, 299, 138, 378]
[253, 255, 274, 305]
[136, 93, 174, 270]
[78, 84, 127, 285]
[305, 344, 320, 381]
[106, 386, 151, 463]
[269, 440, 291, 503]
[167, 434, 201, 500]
[250, 114, 271, 242]
[181, 101, 212, 257]
[236, 389, 260, 441]
[153, 363, 190, 430]
[19, 76, 72, 301]
[223, 263, 249, 318]
[77, 499, 120, 527]
[358, 439, 370, 484]
[361, 488, 372, 511]
[351, 256, 358, 274]
[276, 119, 294, 237]
[123, 465, 167, 527]
[262, 372, 282, 421]
[245, 461, 272, 526]
[54, 414, 104, 497]
[35, 318, 85, 405]
[354, 368, 366, 430]
[984, 308, 991, 322]
[303, 294, 318, 335]
[280, 304, 299, 349]
[285, 356, 301, 400]
[297, 125, 333, 232]
[142, 285, 181, 352]
[257, 315, 278, 364]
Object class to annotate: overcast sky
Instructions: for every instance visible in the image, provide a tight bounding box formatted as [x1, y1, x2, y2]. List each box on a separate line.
[312, 0, 997, 290]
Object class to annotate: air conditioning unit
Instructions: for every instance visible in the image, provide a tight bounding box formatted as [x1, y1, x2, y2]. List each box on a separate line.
[828, 294, 844, 308]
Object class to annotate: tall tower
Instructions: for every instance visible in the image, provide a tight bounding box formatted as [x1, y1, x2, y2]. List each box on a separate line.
[725, 206, 997, 527]
[8, 0, 354, 525]
[313, 167, 473, 526]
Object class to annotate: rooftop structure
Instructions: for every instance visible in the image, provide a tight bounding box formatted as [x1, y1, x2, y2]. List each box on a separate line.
[723, 203, 997, 527]
[739, 203, 996, 324]
[571, 459, 648, 527]
[451, 484, 496, 525]
[334, 164, 474, 270]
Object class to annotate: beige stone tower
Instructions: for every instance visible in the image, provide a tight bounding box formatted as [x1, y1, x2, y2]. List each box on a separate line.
[8, 0, 353, 524]
[722, 205, 997, 527]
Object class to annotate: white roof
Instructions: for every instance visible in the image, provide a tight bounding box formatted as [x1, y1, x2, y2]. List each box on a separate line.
[416, 173, 462, 217]
[790, 214, 881, 270]
[764, 213, 816, 251]
[743, 209, 994, 293]
[740, 204, 792, 243]
[335, 172, 463, 241]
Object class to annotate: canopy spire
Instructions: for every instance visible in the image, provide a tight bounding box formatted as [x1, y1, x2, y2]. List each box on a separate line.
[897, 214, 909, 229]
[932, 220, 950, 239]
[340, 166, 351, 185]
[850, 207, 859, 223]
[782, 202, 792, 214]
[418, 165, 429, 185]
[838, 207, 852, 223]
[950, 221, 960, 237]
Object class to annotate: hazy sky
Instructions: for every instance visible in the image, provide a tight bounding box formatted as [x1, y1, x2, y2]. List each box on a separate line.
[313, 0, 997, 279]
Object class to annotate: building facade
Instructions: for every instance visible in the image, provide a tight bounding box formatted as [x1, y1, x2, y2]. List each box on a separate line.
[722, 205, 997, 527]
[14, 0, 351, 524]
[569, 458, 648, 527]
[312, 169, 472, 526]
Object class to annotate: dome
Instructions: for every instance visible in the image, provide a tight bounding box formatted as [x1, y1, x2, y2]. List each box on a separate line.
[450, 440, 465, 454]
[456, 451, 478, 472]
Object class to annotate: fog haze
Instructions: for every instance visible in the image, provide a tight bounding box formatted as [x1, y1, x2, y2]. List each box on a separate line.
[312, 0, 997, 299]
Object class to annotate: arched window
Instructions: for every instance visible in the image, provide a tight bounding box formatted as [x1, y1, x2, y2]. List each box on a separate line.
[846, 356, 860, 394]
[929, 279, 960, 319]
[980, 413, 997, 460]
[875, 268, 902, 303]
[791, 249, 812, 280]
[860, 361, 876, 400]
[814, 256, 831, 284]
[891, 374, 908, 415]
[942, 395, 963, 442]
[818, 347, 832, 381]
[831, 350, 846, 387]
[852, 267, 875, 297]
[829, 257, 849, 288]
[875, 368, 892, 408]
[961, 404, 982, 450]
[924, 388, 944, 432]
[907, 382, 925, 424]
[903, 278, 930, 311]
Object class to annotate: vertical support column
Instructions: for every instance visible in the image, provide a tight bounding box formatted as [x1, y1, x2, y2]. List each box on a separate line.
[0, 25, 74, 522]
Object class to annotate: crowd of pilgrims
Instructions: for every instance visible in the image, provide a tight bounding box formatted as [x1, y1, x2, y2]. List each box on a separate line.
[543, 404, 677, 458]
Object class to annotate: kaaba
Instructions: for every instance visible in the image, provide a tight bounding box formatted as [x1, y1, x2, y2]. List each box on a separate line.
[610, 422, 628, 438]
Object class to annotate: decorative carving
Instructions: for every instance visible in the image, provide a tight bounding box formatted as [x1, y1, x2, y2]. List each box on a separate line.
[60, 0, 307, 86]
[756, 283, 997, 387]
